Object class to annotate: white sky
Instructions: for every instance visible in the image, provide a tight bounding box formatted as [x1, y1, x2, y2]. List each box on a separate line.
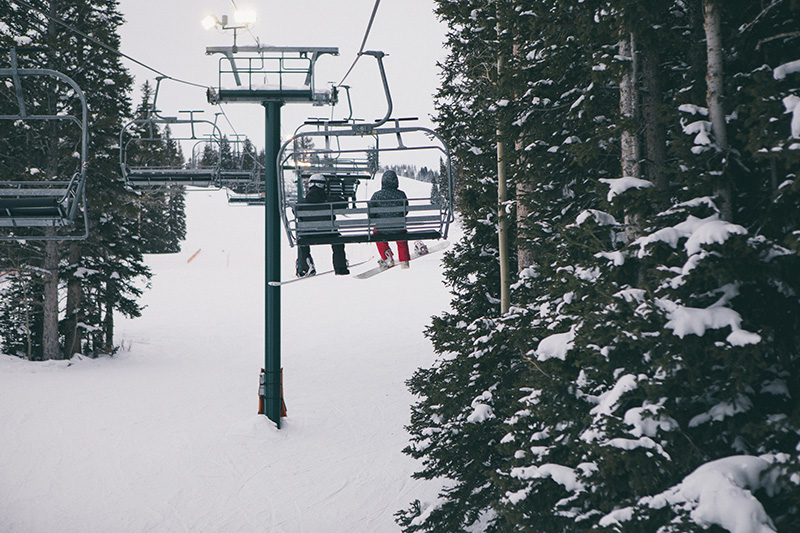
[117, 1, 448, 168]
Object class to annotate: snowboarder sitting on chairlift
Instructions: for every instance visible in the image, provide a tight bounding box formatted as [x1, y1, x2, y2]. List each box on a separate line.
[369, 170, 411, 269]
[296, 173, 350, 277]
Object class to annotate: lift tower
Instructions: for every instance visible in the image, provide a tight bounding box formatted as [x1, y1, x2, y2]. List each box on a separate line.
[207, 45, 338, 428]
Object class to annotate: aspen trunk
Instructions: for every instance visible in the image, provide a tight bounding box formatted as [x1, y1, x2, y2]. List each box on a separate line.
[496, 13, 510, 315]
[619, 33, 643, 242]
[619, 35, 641, 180]
[703, 0, 733, 220]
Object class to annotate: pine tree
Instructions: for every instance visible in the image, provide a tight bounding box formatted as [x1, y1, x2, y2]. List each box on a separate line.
[401, 0, 800, 531]
[0, 0, 150, 359]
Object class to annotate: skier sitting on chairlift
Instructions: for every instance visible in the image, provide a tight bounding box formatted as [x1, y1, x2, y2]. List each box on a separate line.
[295, 173, 350, 277]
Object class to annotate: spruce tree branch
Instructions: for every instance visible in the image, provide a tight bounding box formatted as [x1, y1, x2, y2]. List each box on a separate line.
[756, 32, 800, 50]
[519, 348, 553, 379]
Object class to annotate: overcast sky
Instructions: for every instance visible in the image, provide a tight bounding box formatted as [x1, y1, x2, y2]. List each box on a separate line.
[117, 1, 448, 167]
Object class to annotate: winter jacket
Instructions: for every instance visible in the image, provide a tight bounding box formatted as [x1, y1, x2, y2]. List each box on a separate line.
[296, 185, 346, 227]
[368, 171, 408, 232]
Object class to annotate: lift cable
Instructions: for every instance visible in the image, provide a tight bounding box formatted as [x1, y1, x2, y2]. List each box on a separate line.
[336, 0, 381, 87]
[10, 0, 210, 91]
[11, 0, 247, 140]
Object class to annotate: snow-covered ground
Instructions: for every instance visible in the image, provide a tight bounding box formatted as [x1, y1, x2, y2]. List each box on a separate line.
[0, 176, 454, 532]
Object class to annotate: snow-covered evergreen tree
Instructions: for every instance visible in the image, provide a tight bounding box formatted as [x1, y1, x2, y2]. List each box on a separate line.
[401, 0, 800, 531]
[0, 0, 150, 358]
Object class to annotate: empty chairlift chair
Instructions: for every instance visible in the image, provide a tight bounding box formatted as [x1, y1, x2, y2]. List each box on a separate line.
[0, 48, 90, 240]
[120, 110, 224, 189]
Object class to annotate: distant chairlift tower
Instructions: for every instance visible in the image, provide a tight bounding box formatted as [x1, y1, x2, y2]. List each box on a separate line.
[206, 45, 338, 428]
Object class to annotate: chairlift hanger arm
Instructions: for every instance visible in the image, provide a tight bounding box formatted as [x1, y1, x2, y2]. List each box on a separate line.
[357, 51, 392, 129]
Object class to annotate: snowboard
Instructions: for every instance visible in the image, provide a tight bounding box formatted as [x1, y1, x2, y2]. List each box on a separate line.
[354, 240, 450, 280]
[269, 256, 374, 286]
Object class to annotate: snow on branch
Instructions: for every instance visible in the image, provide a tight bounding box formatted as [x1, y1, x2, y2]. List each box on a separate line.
[599, 177, 653, 202]
[657, 298, 761, 346]
[638, 456, 778, 533]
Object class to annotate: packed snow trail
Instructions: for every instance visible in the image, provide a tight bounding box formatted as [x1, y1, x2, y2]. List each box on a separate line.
[0, 177, 452, 532]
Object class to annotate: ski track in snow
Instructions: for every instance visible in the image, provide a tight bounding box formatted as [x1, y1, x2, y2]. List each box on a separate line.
[0, 177, 454, 532]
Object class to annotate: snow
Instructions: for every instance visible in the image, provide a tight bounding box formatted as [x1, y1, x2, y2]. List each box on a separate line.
[641, 456, 777, 533]
[689, 394, 753, 428]
[534, 327, 575, 361]
[684, 219, 746, 256]
[509, 463, 585, 493]
[599, 176, 653, 201]
[574, 209, 617, 227]
[0, 176, 455, 532]
[782, 94, 800, 138]
[773, 59, 800, 81]
[467, 390, 495, 423]
[589, 374, 639, 417]
[682, 119, 713, 150]
[634, 214, 743, 259]
[657, 298, 761, 346]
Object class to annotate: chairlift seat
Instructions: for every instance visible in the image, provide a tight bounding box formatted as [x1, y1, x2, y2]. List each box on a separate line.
[292, 199, 445, 246]
[123, 167, 218, 187]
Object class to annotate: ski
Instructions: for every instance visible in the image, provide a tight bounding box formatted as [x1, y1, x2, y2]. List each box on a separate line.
[354, 241, 450, 280]
[269, 256, 374, 286]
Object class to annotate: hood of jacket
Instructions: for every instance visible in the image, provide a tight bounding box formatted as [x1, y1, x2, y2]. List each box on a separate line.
[381, 170, 399, 190]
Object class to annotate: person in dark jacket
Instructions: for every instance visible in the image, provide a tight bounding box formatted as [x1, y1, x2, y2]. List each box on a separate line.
[296, 173, 349, 276]
[368, 170, 410, 268]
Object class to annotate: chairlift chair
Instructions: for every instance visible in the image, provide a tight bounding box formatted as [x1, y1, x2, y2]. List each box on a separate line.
[0, 48, 90, 240]
[217, 135, 264, 190]
[277, 118, 454, 247]
[120, 112, 224, 188]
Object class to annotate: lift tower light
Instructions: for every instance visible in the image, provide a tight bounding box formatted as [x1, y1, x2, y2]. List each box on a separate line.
[202, 11, 257, 52]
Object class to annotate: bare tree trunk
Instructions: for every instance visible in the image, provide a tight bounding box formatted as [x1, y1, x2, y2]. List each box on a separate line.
[63, 242, 83, 357]
[41, 237, 61, 360]
[703, 0, 733, 220]
[104, 290, 114, 354]
[512, 33, 536, 272]
[641, 49, 668, 196]
[496, 13, 510, 315]
[515, 168, 535, 272]
[619, 33, 643, 242]
[497, 128, 510, 315]
[619, 34, 641, 181]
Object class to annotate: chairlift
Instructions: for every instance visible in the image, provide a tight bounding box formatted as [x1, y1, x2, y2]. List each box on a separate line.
[120, 111, 223, 188]
[277, 118, 454, 246]
[217, 134, 264, 190]
[120, 78, 226, 188]
[276, 51, 454, 247]
[0, 48, 90, 240]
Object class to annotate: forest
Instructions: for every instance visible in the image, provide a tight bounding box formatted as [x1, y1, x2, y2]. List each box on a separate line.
[1, 0, 800, 531]
[396, 0, 800, 531]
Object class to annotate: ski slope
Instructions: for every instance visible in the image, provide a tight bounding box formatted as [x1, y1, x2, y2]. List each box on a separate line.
[0, 176, 454, 532]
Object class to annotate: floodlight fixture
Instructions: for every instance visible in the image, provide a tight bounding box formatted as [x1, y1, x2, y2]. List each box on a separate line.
[202, 11, 256, 52]
[201, 15, 219, 30]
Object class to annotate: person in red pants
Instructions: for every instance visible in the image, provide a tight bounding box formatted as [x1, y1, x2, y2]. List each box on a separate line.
[368, 170, 410, 268]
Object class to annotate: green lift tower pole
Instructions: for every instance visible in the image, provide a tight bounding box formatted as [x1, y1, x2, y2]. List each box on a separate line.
[264, 100, 283, 427]
[206, 44, 339, 429]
